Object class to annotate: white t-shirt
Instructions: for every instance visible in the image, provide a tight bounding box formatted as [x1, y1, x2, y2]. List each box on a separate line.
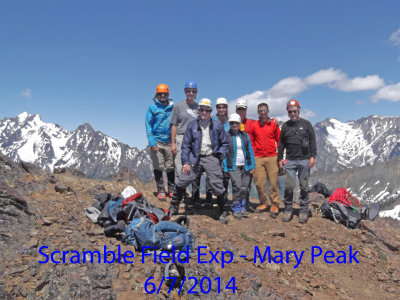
[235, 136, 245, 166]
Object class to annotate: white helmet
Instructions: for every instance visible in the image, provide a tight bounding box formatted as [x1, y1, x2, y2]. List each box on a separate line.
[236, 99, 247, 109]
[228, 113, 241, 123]
[198, 98, 212, 109]
[215, 97, 228, 107]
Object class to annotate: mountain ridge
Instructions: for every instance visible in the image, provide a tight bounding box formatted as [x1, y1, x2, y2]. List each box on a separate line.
[1, 112, 399, 211]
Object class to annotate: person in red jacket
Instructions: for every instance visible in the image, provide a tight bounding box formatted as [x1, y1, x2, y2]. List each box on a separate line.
[248, 102, 281, 218]
[236, 99, 254, 133]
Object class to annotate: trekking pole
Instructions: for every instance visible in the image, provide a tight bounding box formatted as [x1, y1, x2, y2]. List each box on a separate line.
[127, 204, 135, 221]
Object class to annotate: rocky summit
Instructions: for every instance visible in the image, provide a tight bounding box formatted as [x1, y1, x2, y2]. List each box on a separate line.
[1, 153, 399, 300]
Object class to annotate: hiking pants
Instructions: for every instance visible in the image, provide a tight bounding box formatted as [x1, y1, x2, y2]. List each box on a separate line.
[253, 156, 280, 206]
[151, 142, 175, 193]
[229, 166, 252, 203]
[192, 173, 228, 201]
[153, 170, 175, 194]
[284, 159, 310, 213]
[174, 134, 184, 182]
[176, 155, 225, 196]
[150, 142, 174, 172]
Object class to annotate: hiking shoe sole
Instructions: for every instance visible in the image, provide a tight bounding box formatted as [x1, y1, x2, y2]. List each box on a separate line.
[255, 205, 268, 213]
[241, 211, 249, 218]
[270, 211, 279, 218]
[282, 211, 293, 222]
[299, 213, 308, 224]
[233, 212, 242, 219]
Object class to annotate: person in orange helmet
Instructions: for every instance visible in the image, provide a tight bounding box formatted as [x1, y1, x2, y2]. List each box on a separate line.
[145, 84, 175, 201]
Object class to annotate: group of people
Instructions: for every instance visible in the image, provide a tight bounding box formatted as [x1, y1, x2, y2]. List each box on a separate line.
[145, 82, 317, 224]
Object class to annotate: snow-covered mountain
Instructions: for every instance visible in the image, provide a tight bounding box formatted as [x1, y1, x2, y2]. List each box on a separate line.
[0, 112, 152, 181]
[1, 112, 399, 214]
[314, 115, 400, 172]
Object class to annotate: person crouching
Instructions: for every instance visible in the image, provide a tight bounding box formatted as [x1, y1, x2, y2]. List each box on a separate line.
[169, 98, 229, 223]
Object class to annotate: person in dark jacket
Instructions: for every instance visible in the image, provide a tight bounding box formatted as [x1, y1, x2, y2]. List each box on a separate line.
[145, 84, 175, 201]
[169, 98, 229, 223]
[222, 113, 255, 219]
[278, 99, 317, 223]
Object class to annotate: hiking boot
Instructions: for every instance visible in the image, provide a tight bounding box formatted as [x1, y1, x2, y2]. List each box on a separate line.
[241, 210, 249, 218]
[185, 202, 195, 214]
[158, 191, 167, 201]
[255, 203, 268, 213]
[233, 211, 242, 219]
[169, 203, 179, 216]
[204, 202, 213, 209]
[299, 212, 308, 224]
[282, 210, 293, 222]
[269, 205, 279, 218]
[219, 211, 229, 224]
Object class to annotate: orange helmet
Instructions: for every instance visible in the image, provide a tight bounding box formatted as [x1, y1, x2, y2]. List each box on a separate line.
[156, 84, 169, 94]
[286, 99, 300, 109]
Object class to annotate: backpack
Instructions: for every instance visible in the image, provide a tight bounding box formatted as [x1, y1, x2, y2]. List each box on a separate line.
[121, 192, 171, 223]
[125, 217, 195, 254]
[321, 188, 362, 229]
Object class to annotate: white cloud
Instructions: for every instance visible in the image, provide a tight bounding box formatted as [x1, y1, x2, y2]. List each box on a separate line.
[268, 76, 307, 98]
[304, 68, 346, 85]
[332, 75, 385, 92]
[372, 82, 400, 102]
[20, 88, 32, 98]
[229, 68, 392, 120]
[389, 27, 400, 46]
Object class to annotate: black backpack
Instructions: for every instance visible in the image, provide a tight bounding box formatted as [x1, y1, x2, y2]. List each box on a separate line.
[320, 188, 362, 229]
[321, 201, 362, 229]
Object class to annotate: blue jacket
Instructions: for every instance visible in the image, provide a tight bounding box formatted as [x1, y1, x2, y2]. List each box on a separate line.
[222, 130, 256, 172]
[145, 98, 174, 147]
[213, 114, 230, 133]
[181, 118, 228, 166]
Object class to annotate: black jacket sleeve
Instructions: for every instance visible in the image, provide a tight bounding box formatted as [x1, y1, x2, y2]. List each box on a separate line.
[305, 120, 317, 158]
[277, 123, 286, 161]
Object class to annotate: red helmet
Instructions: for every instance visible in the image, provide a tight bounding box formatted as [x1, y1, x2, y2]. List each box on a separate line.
[286, 99, 300, 109]
[156, 84, 169, 94]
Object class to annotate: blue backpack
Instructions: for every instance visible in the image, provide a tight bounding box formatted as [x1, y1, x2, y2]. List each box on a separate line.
[125, 217, 195, 254]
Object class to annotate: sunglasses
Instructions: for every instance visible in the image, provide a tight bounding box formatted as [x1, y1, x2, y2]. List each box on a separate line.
[258, 109, 268, 113]
[288, 110, 298, 114]
[236, 107, 246, 111]
[157, 93, 168, 97]
[199, 108, 211, 113]
[185, 89, 197, 94]
[216, 106, 227, 109]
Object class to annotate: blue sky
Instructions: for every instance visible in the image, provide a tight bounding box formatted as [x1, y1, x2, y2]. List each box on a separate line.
[1, 0, 400, 149]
